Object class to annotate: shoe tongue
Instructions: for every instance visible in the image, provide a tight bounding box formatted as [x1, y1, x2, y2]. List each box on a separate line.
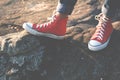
[47, 14, 59, 21]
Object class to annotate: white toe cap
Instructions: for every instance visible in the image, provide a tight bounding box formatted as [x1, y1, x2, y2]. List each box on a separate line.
[23, 22, 33, 29]
[88, 40, 102, 47]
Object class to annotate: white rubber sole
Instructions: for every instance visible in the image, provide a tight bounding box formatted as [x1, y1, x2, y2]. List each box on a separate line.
[88, 37, 111, 51]
[23, 23, 64, 40]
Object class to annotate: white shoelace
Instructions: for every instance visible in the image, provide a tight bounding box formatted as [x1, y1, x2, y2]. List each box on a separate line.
[35, 15, 57, 28]
[95, 13, 109, 40]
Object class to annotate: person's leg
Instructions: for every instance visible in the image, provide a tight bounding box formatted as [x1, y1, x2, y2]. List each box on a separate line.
[56, 0, 77, 15]
[23, 0, 77, 39]
[88, 0, 116, 51]
[102, 0, 120, 19]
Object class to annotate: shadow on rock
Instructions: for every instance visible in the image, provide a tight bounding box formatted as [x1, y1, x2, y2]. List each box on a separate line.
[0, 23, 120, 80]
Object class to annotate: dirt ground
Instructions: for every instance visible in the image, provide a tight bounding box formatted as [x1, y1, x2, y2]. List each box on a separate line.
[0, 0, 103, 36]
[1, 1, 120, 80]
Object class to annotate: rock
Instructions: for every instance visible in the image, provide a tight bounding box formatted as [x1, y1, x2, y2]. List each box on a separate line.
[1, 0, 120, 80]
[0, 39, 44, 80]
[0, 22, 120, 80]
[0, 30, 41, 56]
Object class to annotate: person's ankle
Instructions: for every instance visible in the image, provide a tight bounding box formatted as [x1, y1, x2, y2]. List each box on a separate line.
[55, 12, 68, 19]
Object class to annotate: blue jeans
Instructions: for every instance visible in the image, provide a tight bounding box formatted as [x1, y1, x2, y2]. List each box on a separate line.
[102, 0, 120, 18]
[56, 0, 77, 15]
[56, 0, 120, 19]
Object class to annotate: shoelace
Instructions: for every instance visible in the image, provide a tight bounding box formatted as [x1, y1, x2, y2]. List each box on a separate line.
[47, 10, 57, 20]
[94, 13, 109, 40]
[35, 15, 57, 28]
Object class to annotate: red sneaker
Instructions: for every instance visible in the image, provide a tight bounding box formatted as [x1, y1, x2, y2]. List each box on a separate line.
[23, 15, 68, 39]
[88, 13, 113, 51]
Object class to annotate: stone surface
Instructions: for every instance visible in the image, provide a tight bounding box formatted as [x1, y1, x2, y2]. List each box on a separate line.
[0, 22, 120, 80]
[0, 0, 120, 80]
